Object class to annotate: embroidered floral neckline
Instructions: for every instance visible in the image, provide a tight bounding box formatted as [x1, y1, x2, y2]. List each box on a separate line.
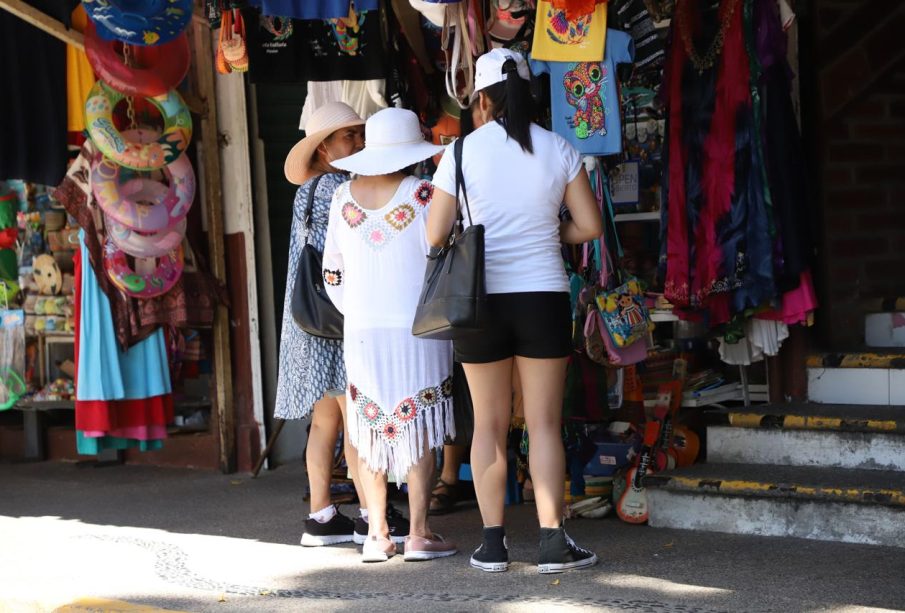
[339, 178, 434, 251]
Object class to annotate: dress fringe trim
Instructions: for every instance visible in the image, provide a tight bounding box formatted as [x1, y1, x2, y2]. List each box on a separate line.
[346, 379, 456, 478]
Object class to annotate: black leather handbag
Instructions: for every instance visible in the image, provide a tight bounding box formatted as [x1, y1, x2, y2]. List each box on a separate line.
[291, 175, 344, 339]
[412, 137, 487, 340]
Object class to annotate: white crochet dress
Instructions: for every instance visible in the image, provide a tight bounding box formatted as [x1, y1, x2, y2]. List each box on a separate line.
[323, 175, 454, 477]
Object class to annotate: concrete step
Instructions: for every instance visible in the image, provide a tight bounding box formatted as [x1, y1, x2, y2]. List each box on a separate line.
[705, 403, 905, 471]
[646, 463, 905, 548]
[807, 351, 905, 404]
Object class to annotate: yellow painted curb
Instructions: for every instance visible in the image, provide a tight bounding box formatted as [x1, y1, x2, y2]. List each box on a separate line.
[667, 476, 905, 506]
[806, 352, 905, 369]
[54, 599, 189, 613]
[726, 412, 901, 433]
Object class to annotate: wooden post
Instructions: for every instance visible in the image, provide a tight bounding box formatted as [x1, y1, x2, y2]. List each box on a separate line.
[0, 0, 84, 49]
[192, 19, 236, 473]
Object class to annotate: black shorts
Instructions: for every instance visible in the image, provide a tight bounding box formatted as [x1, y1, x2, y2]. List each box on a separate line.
[454, 292, 572, 364]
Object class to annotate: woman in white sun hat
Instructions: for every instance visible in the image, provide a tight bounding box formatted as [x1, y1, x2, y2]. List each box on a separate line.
[427, 48, 603, 575]
[324, 107, 458, 564]
[277, 102, 409, 549]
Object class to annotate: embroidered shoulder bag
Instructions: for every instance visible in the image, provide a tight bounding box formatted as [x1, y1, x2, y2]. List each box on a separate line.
[291, 175, 344, 339]
[595, 172, 652, 349]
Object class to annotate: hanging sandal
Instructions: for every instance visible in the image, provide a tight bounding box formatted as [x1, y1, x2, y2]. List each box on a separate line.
[429, 479, 460, 515]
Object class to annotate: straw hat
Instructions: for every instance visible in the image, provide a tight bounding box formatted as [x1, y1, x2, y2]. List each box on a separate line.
[330, 108, 445, 176]
[284, 102, 365, 185]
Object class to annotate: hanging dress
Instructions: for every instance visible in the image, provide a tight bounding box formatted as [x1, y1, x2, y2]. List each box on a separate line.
[273, 172, 347, 420]
[74, 231, 174, 454]
[323, 176, 454, 477]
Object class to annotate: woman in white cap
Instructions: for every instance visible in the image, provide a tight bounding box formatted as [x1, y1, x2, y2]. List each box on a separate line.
[324, 107, 458, 563]
[427, 48, 604, 574]
[277, 102, 408, 548]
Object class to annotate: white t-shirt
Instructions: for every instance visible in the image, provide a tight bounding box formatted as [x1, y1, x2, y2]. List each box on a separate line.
[433, 122, 582, 294]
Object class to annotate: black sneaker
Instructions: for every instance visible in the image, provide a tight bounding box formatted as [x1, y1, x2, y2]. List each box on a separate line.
[469, 526, 509, 572]
[537, 525, 598, 574]
[300, 508, 354, 547]
[353, 504, 410, 545]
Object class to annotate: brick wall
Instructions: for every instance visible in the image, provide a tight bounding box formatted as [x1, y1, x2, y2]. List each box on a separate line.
[811, 1, 905, 348]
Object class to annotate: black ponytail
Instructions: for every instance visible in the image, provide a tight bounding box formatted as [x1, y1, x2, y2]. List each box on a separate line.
[481, 59, 535, 154]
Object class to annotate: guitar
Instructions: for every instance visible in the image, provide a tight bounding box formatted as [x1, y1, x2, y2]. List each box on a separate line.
[616, 396, 666, 524]
[652, 360, 687, 472]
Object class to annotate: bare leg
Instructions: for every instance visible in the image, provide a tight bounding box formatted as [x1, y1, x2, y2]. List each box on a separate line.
[439, 444, 466, 484]
[337, 395, 367, 508]
[463, 358, 514, 527]
[306, 396, 343, 513]
[358, 459, 389, 537]
[515, 356, 568, 529]
[407, 446, 436, 538]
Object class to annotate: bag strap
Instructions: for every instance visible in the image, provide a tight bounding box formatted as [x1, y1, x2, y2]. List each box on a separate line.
[294, 174, 325, 230]
[454, 137, 474, 226]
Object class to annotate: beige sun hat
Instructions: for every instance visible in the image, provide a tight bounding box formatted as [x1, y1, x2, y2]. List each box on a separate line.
[284, 102, 365, 185]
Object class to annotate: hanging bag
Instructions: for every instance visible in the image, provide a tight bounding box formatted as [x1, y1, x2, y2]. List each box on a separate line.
[291, 175, 344, 339]
[595, 172, 652, 349]
[0, 308, 26, 411]
[222, 9, 249, 73]
[412, 137, 487, 340]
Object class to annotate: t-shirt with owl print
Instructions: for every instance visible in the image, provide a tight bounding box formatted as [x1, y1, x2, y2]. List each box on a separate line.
[530, 29, 634, 156]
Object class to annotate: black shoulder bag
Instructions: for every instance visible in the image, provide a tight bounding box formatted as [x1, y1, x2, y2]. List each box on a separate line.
[412, 137, 487, 340]
[291, 175, 344, 339]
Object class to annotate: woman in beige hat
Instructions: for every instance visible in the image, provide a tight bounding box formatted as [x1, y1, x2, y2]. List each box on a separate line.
[323, 107, 458, 563]
[276, 102, 409, 548]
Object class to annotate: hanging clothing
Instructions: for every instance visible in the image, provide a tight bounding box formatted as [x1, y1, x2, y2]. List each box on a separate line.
[0, 0, 74, 185]
[75, 231, 172, 402]
[296, 11, 388, 81]
[718, 319, 789, 365]
[248, 0, 379, 20]
[299, 80, 388, 130]
[274, 173, 347, 421]
[72, 239, 172, 455]
[531, 29, 635, 155]
[323, 176, 454, 477]
[67, 4, 95, 133]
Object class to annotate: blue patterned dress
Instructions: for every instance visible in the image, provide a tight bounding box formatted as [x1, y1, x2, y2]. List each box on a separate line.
[274, 172, 348, 420]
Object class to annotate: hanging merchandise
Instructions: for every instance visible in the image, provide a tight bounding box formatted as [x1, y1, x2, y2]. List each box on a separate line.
[295, 9, 389, 81]
[430, 97, 461, 164]
[108, 218, 187, 258]
[85, 82, 193, 171]
[91, 150, 195, 233]
[82, 0, 194, 46]
[84, 20, 191, 97]
[531, 29, 635, 154]
[0, 309, 26, 411]
[220, 9, 250, 73]
[410, 0, 481, 106]
[530, 0, 608, 62]
[250, 0, 380, 19]
[488, 0, 532, 49]
[104, 239, 185, 299]
[244, 9, 304, 81]
[68, 5, 97, 133]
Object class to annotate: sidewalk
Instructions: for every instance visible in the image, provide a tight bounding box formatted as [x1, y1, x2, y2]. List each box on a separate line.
[0, 461, 903, 613]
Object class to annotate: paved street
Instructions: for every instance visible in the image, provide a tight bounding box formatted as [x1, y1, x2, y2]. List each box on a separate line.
[1, 461, 903, 613]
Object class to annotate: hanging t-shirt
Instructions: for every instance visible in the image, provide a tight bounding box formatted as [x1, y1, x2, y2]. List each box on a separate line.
[530, 0, 608, 62]
[245, 9, 305, 83]
[67, 5, 96, 133]
[530, 29, 634, 156]
[247, 0, 379, 19]
[296, 10, 387, 81]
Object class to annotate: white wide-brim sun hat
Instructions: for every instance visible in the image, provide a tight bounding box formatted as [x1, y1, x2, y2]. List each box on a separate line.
[330, 107, 445, 176]
[284, 101, 365, 185]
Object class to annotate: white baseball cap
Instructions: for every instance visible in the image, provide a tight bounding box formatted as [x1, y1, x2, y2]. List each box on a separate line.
[470, 48, 530, 102]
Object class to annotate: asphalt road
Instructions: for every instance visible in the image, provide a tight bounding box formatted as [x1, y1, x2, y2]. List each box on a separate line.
[1, 461, 903, 612]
